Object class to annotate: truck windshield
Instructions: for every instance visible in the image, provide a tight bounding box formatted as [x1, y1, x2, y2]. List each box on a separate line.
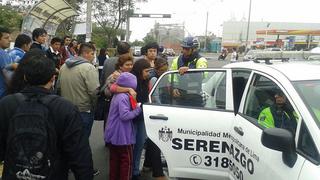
[294, 80, 320, 128]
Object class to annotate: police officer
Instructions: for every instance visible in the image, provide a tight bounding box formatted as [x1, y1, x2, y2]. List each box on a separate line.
[258, 90, 297, 133]
[170, 37, 208, 106]
[171, 36, 207, 74]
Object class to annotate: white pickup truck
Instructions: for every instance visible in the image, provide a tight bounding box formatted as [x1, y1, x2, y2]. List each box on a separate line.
[144, 60, 320, 180]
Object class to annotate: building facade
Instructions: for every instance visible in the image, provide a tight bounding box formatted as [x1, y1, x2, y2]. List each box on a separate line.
[222, 21, 320, 50]
[147, 23, 185, 51]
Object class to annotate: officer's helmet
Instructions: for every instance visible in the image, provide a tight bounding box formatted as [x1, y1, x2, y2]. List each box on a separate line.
[181, 37, 199, 49]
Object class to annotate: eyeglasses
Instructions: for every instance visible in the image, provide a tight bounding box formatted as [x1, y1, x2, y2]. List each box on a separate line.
[182, 47, 191, 50]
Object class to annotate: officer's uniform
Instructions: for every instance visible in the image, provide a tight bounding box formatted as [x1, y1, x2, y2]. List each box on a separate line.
[258, 107, 298, 132]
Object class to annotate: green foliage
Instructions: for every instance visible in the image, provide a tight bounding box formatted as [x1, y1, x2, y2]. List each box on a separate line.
[131, 39, 144, 47]
[93, 0, 134, 47]
[143, 34, 157, 46]
[0, 5, 23, 32]
[55, 0, 82, 36]
[56, 18, 75, 38]
[91, 24, 124, 48]
[92, 26, 108, 49]
[65, 0, 83, 10]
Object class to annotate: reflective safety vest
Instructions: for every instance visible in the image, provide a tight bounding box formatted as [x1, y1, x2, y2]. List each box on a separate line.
[258, 107, 298, 130]
[170, 55, 207, 70]
[169, 55, 208, 85]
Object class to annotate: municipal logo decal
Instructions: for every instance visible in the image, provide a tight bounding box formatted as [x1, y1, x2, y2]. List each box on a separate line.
[159, 126, 173, 142]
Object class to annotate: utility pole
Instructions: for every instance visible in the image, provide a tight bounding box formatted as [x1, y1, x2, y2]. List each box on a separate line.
[86, 0, 92, 42]
[204, 11, 208, 52]
[245, 0, 252, 48]
[265, 22, 270, 49]
[125, 0, 131, 42]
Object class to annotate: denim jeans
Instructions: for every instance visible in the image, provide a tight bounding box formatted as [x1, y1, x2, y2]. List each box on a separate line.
[132, 116, 147, 176]
[80, 112, 94, 138]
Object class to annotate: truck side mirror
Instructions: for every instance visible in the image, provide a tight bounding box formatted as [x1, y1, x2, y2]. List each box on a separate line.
[261, 128, 297, 168]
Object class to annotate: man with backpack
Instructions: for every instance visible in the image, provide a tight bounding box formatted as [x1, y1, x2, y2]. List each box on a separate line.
[0, 56, 94, 179]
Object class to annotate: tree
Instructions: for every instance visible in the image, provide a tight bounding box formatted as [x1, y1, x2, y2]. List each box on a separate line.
[93, 0, 134, 47]
[65, 0, 84, 10]
[55, 0, 83, 37]
[0, 5, 23, 32]
[131, 39, 144, 47]
[56, 18, 76, 38]
[143, 34, 157, 46]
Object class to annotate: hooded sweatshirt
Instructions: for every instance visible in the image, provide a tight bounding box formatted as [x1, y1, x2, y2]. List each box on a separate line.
[104, 72, 142, 145]
[58, 56, 99, 112]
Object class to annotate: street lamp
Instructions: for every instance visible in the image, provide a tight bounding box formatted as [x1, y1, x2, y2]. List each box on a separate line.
[193, 0, 223, 52]
[204, 11, 208, 52]
[125, 0, 132, 42]
[245, 0, 252, 49]
[265, 22, 270, 49]
[86, 0, 92, 42]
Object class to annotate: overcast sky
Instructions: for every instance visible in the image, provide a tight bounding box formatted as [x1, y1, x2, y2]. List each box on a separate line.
[129, 0, 319, 41]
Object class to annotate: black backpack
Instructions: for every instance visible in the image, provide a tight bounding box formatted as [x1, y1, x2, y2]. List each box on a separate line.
[4, 93, 59, 180]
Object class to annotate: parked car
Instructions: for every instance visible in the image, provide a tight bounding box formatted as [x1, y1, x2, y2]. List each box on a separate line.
[163, 48, 176, 56]
[264, 47, 282, 51]
[132, 46, 142, 56]
[308, 55, 320, 60]
[144, 60, 320, 180]
[243, 50, 262, 61]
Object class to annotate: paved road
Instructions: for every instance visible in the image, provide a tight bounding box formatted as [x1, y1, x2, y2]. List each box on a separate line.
[74, 53, 243, 180]
[166, 53, 232, 68]
[0, 53, 239, 180]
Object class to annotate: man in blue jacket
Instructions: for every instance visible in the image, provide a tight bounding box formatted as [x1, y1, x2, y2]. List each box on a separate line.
[0, 26, 13, 99]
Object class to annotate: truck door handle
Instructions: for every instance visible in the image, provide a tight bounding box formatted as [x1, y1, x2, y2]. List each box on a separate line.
[234, 126, 244, 136]
[149, 115, 168, 121]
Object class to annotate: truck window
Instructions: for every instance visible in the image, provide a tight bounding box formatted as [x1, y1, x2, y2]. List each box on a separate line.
[232, 70, 251, 113]
[298, 122, 320, 163]
[243, 74, 297, 134]
[150, 71, 227, 110]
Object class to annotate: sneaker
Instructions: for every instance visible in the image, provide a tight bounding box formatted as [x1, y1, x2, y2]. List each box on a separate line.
[93, 169, 100, 176]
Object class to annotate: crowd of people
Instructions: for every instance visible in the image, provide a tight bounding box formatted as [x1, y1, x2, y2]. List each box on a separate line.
[0, 25, 208, 180]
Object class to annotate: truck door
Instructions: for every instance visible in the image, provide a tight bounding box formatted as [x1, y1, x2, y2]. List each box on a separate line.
[143, 69, 235, 180]
[230, 72, 305, 180]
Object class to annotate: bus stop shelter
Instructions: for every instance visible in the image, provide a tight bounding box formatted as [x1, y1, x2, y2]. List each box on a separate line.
[21, 0, 78, 36]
